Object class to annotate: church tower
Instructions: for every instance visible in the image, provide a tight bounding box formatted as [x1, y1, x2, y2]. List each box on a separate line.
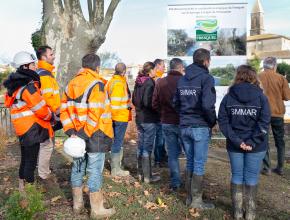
[250, 0, 265, 36]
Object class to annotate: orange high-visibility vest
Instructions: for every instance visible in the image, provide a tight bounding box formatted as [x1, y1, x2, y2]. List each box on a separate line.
[60, 68, 113, 144]
[5, 81, 53, 138]
[106, 75, 132, 122]
[37, 61, 61, 113]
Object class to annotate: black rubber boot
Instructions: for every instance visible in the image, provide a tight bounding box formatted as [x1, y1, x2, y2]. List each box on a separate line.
[190, 175, 214, 209]
[185, 170, 193, 206]
[231, 183, 243, 220]
[245, 185, 257, 220]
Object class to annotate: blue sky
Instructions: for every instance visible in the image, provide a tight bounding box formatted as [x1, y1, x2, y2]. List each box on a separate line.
[0, 0, 290, 64]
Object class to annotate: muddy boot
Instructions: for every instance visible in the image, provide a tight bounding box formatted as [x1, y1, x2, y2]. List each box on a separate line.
[185, 170, 193, 206]
[90, 191, 116, 219]
[142, 156, 151, 183]
[245, 185, 257, 220]
[39, 175, 58, 192]
[137, 155, 143, 181]
[72, 187, 84, 214]
[231, 183, 243, 220]
[119, 148, 126, 169]
[149, 155, 161, 183]
[190, 174, 215, 209]
[111, 152, 130, 177]
[19, 179, 25, 192]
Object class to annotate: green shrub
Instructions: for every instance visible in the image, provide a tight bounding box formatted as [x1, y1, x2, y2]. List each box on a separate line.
[5, 184, 45, 220]
[277, 62, 290, 82]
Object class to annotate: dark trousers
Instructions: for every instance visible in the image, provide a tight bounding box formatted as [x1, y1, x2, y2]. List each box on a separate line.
[154, 123, 167, 163]
[263, 117, 285, 171]
[19, 143, 40, 183]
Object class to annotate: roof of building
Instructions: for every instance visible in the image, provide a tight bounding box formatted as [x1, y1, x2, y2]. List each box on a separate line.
[256, 50, 290, 59]
[252, 0, 264, 13]
[247, 34, 290, 41]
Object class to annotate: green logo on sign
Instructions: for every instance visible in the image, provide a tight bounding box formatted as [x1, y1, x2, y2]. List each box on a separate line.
[196, 20, 218, 41]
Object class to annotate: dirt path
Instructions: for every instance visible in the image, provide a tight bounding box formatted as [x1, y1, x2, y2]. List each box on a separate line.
[0, 140, 289, 220]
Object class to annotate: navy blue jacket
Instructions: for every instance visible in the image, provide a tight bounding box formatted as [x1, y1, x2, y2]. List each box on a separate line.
[173, 63, 217, 128]
[218, 83, 271, 153]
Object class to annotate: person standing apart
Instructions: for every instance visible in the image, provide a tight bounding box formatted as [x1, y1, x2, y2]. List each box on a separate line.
[173, 49, 216, 209]
[132, 62, 160, 184]
[152, 58, 184, 191]
[218, 65, 271, 220]
[106, 63, 131, 177]
[35, 46, 61, 188]
[60, 54, 115, 218]
[4, 51, 53, 190]
[259, 57, 290, 176]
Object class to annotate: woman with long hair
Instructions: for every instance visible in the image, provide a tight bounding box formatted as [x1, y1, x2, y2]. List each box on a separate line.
[218, 65, 271, 220]
[132, 62, 161, 184]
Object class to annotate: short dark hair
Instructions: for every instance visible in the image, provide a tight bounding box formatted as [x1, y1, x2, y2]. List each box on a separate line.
[193, 48, 210, 66]
[153, 59, 164, 66]
[82, 53, 100, 70]
[115, 62, 126, 75]
[36, 45, 52, 60]
[169, 58, 183, 70]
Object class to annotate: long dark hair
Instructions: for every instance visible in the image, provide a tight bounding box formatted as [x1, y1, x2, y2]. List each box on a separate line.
[232, 65, 260, 87]
[138, 61, 155, 77]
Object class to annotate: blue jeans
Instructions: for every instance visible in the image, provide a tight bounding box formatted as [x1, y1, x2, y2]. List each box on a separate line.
[154, 123, 166, 163]
[71, 153, 105, 192]
[162, 124, 182, 188]
[228, 151, 266, 185]
[181, 127, 210, 176]
[112, 121, 128, 153]
[136, 123, 156, 157]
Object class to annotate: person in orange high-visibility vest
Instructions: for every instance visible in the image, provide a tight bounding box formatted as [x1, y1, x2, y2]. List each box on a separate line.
[4, 51, 53, 190]
[35, 45, 61, 189]
[60, 54, 115, 219]
[106, 63, 132, 177]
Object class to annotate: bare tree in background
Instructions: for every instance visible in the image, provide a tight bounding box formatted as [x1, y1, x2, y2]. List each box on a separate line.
[33, 0, 121, 88]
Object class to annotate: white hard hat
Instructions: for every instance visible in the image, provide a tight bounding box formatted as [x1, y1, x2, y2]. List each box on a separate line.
[63, 136, 86, 158]
[13, 51, 37, 68]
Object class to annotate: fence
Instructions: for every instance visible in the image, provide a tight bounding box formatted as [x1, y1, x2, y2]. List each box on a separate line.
[0, 103, 13, 136]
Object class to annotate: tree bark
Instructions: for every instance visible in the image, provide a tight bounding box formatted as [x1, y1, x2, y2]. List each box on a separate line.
[39, 0, 121, 90]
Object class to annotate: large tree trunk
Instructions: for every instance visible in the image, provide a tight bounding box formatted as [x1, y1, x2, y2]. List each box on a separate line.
[39, 0, 121, 90]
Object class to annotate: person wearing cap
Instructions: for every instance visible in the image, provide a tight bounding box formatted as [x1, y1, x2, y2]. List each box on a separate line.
[3, 51, 53, 190]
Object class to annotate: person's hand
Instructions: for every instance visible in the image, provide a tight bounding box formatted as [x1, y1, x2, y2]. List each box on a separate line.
[240, 142, 252, 151]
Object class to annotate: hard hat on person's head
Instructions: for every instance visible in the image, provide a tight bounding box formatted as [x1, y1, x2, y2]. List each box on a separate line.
[13, 51, 37, 68]
[63, 136, 86, 158]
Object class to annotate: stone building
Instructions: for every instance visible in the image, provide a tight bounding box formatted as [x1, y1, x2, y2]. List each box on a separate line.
[247, 0, 290, 64]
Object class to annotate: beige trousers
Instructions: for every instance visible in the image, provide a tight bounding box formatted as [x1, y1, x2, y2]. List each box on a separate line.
[38, 138, 53, 179]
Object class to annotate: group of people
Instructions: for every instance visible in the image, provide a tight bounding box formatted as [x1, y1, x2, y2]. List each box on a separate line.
[4, 46, 289, 219]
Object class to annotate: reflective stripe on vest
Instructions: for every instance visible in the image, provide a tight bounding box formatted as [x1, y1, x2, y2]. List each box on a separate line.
[42, 88, 59, 95]
[111, 104, 129, 110]
[11, 110, 34, 119]
[30, 100, 46, 112]
[12, 100, 27, 109]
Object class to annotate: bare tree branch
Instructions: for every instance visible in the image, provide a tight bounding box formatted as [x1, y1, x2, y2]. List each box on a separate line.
[58, 0, 64, 13]
[100, 0, 120, 35]
[93, 0, 104, 25]
[63, 0, 72, 12]
[88, 0, 93, 23]
[90, 0, 120, 51]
